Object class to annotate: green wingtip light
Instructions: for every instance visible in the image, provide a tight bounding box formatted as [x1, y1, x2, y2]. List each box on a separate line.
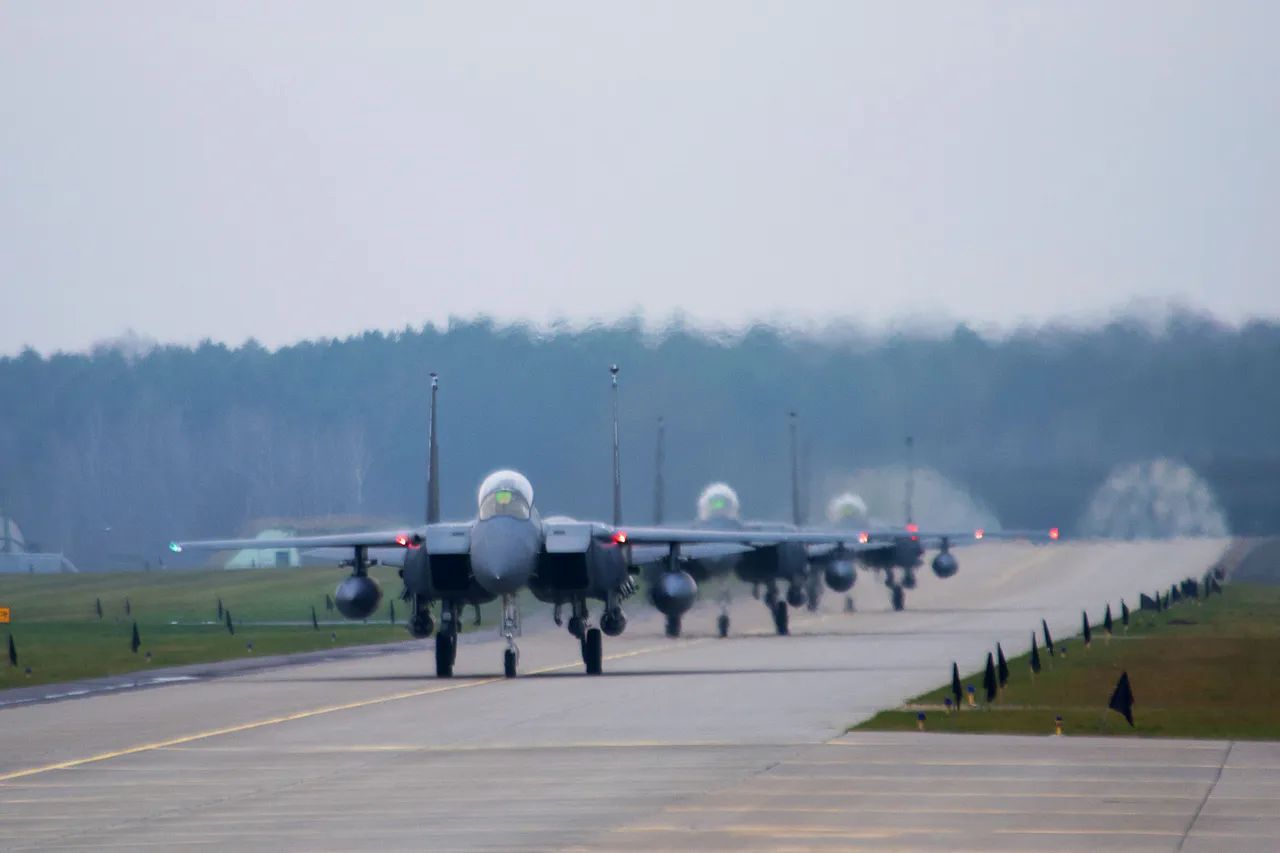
[168, 542, 183, 553]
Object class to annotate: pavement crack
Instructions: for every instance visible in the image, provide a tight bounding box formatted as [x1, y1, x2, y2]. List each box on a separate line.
[1176, 739, 1231, 851]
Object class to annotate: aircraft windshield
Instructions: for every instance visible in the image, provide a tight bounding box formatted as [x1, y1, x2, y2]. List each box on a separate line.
[477, 470, 534, 521]
[697, 482, 741, 521]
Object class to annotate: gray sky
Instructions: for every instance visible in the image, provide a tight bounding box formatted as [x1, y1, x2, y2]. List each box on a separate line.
[3, 1, 1277, 354]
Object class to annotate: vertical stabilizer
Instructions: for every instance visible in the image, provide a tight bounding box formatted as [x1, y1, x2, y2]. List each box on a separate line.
[426, 373, 440, 524]
[789, 412, 802, 527]
[904, 434, 915, 526]
[610, 365, 622, 526]
[653, 417, 665, 525]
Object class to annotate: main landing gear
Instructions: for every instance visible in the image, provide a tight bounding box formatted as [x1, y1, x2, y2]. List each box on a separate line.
[884, 570, 906, 612]
[765, 584, 789, 636]
[566, 597, 604, 675]
[435, 600, 458, 678]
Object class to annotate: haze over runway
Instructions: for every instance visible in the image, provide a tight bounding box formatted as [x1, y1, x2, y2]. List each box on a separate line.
[4, 538, 1267, 851]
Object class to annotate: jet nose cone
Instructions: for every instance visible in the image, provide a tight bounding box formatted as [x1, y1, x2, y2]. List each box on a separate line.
[470, 517, 539, 595]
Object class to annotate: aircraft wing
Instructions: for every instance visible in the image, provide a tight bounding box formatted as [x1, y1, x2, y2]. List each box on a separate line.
[600, 524, 877, 549]
[169, 529, 424, 554]
[303, 546, 411, 566]
[626, 542, 755, 565]
[859, 527, 1060, 546]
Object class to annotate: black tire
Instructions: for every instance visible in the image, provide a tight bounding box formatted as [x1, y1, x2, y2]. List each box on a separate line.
[664, 614, 681, 638]
[772, 600, 789, 635]
[717, 613, 730, 638]
[584, 628, 603, 675]
[435, 633, 454, 678]
[503, 648, 517, 679]
[891, 585, 905, 612]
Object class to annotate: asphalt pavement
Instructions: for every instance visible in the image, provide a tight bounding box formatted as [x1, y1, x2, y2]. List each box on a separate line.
[3, 537, 1268, 852]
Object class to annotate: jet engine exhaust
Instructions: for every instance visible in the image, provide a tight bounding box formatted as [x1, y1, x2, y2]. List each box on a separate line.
[335, 575, 383, 620]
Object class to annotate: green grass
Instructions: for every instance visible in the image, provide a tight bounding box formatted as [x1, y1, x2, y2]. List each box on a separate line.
[857, 584, 1280, 739]
[0, 565, 478, 688]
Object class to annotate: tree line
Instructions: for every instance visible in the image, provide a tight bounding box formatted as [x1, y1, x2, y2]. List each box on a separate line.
[1, 312, 1277, 568]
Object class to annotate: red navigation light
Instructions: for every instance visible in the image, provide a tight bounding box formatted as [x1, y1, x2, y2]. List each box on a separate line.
[974, 528, 985, 540]
[1049, 527, 1060, 541]
[905, 522, 919, 534]
[858, 531, 869, 544]
[613, 531, 628, 545]
[395, 535, 408, 546]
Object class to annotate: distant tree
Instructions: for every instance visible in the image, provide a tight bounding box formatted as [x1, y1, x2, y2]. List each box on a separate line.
[7, 634, 15, 667]
[130, 622, 140, 653]
[311, 606, 319, 630]
[94, 598, 102, 619]
[225, 609, 234, 635]
[124, 597, 131, 616]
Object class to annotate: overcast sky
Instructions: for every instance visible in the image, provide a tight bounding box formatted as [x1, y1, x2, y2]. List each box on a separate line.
[2, 2, 1277, 354]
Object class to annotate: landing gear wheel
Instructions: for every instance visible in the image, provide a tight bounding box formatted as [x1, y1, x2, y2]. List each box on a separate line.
[664, 614, 682, 638]
[717, 613, 730, 638]
[772, 600, 789, 635]
[435, 632, 455, 678]
[584, 628, 603, 675]
[891, 585, 905, 612]
[503, 648, 517, 679]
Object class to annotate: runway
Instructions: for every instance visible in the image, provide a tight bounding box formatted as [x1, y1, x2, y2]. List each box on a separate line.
[2, 538, 1266, 851]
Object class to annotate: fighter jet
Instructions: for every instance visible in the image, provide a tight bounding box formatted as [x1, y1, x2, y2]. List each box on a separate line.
[817, 437, 1060, 611]
[171, 368, 869, 678]
[645, 413, 819, 639]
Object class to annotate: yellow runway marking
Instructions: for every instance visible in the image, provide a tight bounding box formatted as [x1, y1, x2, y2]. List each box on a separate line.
[0, 640, 698, 784]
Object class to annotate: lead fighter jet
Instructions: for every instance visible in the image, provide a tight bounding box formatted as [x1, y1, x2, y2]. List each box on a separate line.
[171, 368, 875, 678]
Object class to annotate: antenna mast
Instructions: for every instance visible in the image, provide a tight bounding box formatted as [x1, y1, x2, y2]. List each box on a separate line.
[610, 365, 622, 526]
[426, 373, 440, 524]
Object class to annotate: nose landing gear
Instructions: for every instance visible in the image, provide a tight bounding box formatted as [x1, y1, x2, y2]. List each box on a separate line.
[500, 593, 521, 678]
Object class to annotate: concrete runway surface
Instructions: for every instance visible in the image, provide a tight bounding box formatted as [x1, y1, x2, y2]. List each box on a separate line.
[4, 538, 1271, 852]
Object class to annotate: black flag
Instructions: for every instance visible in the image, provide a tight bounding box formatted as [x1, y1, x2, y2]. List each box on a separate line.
[1103, 604, 1113, 634]
[217, 597, 223, 620]
[983, 653, 997, 702]
[225, 609, 235, 635]
[1030, 634, 1041, 674]
[124, 597, 131, 616]
[311, 606, 319, 630]
[951, 662, 963, 709]
[996, 643, 1009, 688]
[325, 594, 334, 612]
[1108, 671, 1135, 726]
[1082, 612, 1092, 647]
[1121, 599, 1130, 626]
[1042, 620, 1054, 656]
[95, 597, 103, 619]
[7, 634, 15, 667]
[131, 622, 141, 653]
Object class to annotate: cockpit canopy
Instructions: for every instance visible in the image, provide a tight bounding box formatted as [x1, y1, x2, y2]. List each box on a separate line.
[477, 470, 534, 521]
[827, 492, 869, 524]
[697, 482, 741, 521]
